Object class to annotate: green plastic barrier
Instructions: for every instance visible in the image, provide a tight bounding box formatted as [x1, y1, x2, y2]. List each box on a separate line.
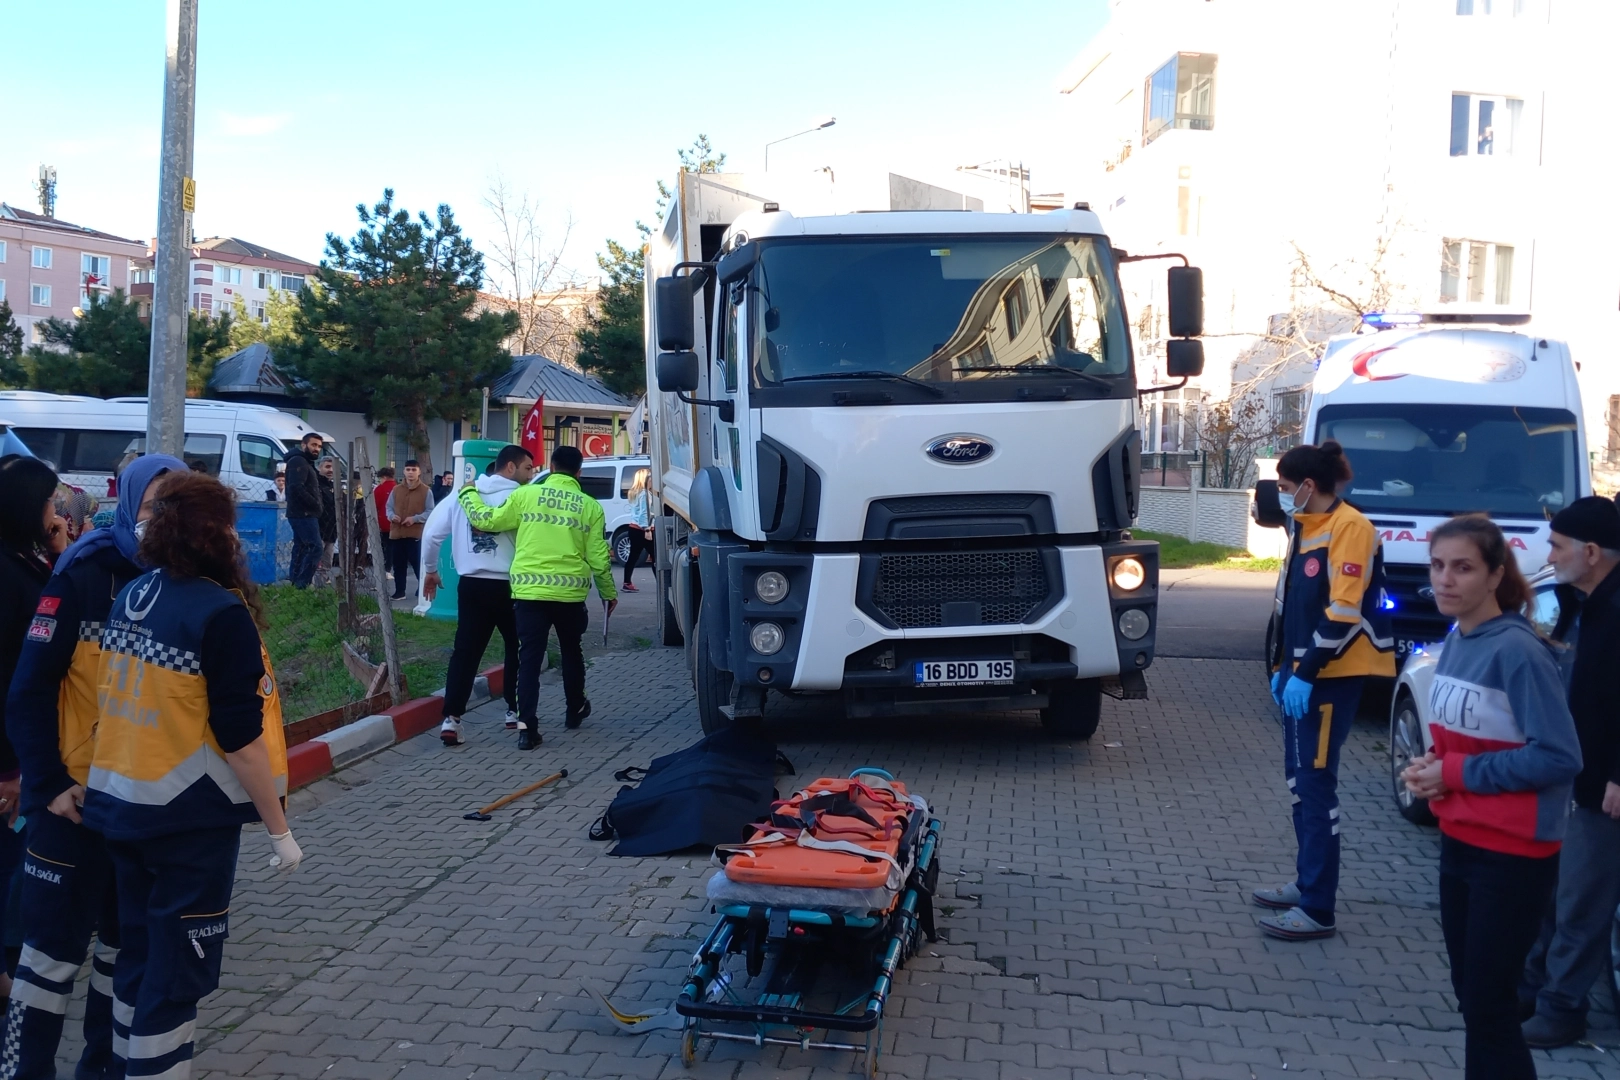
[426, 439, 508, 621]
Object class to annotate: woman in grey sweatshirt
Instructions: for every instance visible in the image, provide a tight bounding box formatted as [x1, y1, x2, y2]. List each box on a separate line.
[1403, 515, 1582, 1080]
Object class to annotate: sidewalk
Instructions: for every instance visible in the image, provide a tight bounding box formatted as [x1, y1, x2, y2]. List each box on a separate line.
[50, 650, 1618, 1078]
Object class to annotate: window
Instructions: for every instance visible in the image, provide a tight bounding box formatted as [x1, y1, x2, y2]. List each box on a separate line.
[1440, 239, 1514, 304]
[1272, 388, 1308, 451]
[1457, 0, 1526, 13]
[11, 429, 143, 474]
[1450, 93, 1523, 156]
[31, 247, 51, 269]
[197, 292, 213, 313]
[1142, 52, 1217, 145]
[250, 299, 266, 321]
[81, 253, 111, 286]
[0, 240, 7, 263]
[239, 435, 282, 480]
[1606, 395, 1620, 466]
[217, 266, 241, 285]
[1002, 279, 1027, 338]
[0, 280, 5, 303]
[254, 270, 270, 289]
[578, 466, 617, 501]
[124, 433, 226, 476]
[30, 284, 50, 307]
[720, 283, 741, 392]
[277, 272, 305, 292]
[130, 267, 152, 284]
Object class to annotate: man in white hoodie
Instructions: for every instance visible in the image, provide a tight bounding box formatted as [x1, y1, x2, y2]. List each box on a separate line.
[422, 444, 536, 746]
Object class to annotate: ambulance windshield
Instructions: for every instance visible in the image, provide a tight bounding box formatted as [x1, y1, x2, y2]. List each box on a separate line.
[1316, 404, 1579, 519]
[748, 235, 1132, 405]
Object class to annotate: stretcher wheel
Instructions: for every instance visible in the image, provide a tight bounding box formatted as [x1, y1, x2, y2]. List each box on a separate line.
[681, 1023, 698, 1067]
[864, 1018, 883, 1079]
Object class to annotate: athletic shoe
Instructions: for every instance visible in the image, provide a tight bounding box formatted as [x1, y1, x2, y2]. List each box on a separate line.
[565, 699, 592, 730]
[1257, 906, 1335, 941]
[517, 723, 541, 751]
[504, 710, 519, 730]
[621, 582, 639, 592]
[390, 593, 406, 601]
[440, 717, 465, 747]
[1521, 1013, 1585, 1049]
[1251, 882, 1302, 910]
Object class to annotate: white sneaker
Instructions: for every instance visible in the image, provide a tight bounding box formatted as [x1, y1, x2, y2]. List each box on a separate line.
[504, 710, 519, 730]
[440, 717, 465, 747]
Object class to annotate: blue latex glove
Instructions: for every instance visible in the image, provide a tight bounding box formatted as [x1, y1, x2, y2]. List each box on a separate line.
[1281, 676, 1314, 721]
[1269, 671, 1284, 705]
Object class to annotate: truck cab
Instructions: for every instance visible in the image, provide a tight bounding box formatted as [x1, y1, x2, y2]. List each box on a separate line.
[644, 173, 1204, 736]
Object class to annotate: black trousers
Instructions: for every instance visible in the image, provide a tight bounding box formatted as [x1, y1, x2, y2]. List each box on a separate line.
[623, 528, 652, 586]
[1439, 834, 1560, 1080]
[514, 599, 587, 723]
[389, 537, 421, 597]
[442, 575, 518, 718]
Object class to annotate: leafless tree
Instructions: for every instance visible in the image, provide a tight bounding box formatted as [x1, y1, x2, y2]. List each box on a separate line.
[482, 177, 586, 359]
[1196, 392, 1292, 489]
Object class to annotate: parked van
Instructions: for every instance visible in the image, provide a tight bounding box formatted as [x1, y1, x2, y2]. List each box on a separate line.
[0, 391, 326, 503]
[536, 454, 652, 564]
[1254, 312, 1589, 667]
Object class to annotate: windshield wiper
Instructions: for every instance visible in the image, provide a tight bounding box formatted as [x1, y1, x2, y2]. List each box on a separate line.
[779, 370, 945, 397]
[970, 365, 1118, 391]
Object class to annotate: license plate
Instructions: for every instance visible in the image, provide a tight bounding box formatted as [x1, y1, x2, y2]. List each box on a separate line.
[914, 659, 1016, 687]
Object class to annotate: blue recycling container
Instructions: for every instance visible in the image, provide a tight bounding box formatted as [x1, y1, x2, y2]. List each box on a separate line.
[425, 440, 509, 621]
[237, 501, 292, 585]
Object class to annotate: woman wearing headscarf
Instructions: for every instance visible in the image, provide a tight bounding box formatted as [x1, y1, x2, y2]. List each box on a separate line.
[0, 456, 71, 1012]
[84, 471, 298, 1080]
[3, 454, 185, 1080]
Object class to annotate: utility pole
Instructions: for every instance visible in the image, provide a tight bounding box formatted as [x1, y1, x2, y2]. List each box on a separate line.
[146, 0, 198, 458]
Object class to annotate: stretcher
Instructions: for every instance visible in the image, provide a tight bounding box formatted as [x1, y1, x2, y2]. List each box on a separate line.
[675, 768, 941, 1078]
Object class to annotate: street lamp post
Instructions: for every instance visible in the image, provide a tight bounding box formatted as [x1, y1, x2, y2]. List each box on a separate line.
[147, 0, 199, 458]
[764, 117, 836, 171]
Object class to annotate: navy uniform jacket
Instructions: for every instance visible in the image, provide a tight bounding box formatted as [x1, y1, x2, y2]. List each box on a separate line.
[1275, 499, 1396, 682]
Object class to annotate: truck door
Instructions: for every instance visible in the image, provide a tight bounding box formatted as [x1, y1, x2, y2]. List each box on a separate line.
[712, 279, 755, 535]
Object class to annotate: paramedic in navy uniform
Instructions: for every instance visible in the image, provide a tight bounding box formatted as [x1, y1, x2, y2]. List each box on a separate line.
[82, 472, 301, 1080]
[1253, 441, 1396, 940]
[3, 453, 186, 1080]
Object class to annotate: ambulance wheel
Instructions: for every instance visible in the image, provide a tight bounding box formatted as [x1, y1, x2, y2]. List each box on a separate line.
[695, 614, 736, 734]
[1040, 678, 1101, 739]
[863, 1019, 883, 1079]
[660, 565, 685, 647]
[680, 1023, 698, 1067]
[1390, 692, 1436, 826]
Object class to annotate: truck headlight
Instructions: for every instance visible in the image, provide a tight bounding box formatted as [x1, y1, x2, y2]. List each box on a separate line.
[1118, 609, 1150, 640]
[1111, 556, 1146, 591]
[749, 622, 786, 655]
[755, 571, 789, 604]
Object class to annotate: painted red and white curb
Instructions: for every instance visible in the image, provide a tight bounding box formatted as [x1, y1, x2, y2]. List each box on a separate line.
[286, 666, 505, 790]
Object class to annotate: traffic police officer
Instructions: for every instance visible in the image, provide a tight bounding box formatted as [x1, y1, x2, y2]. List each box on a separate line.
[1254, 440, 1395, 940]
[3, 454, 186, 1080]
[81, 472, 299, 1080]
[460, 444, 616, 750]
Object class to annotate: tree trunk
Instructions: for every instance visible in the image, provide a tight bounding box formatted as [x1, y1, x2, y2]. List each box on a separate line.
[411, 407, 433, 475]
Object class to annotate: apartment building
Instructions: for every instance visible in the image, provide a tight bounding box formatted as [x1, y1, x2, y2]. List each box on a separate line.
[0, 202, 146, 343]
[130, 236, 320, 323]
[1055, 0, 1620, 457]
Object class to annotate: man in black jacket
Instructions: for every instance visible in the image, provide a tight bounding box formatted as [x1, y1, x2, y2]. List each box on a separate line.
[1521, 495, 1620, 1048]
[283, 433, 324, 588]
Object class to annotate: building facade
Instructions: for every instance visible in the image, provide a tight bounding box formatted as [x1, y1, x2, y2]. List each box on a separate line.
[129, 236, 319, 324]
[1055, 0, 1620, 460]
[0, 203, 146, 343]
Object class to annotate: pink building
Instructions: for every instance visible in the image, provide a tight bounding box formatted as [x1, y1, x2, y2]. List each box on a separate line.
[0, 202, 146, 343]
[130, 236, 320, 324]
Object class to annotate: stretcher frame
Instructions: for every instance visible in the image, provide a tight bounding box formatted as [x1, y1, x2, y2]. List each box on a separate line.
[675, 813, 941, 1078]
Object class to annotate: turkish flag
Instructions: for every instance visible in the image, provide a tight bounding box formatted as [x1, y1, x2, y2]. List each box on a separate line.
[519, 396, 545, 462]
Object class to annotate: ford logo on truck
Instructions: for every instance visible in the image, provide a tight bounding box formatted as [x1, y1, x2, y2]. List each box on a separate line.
[925, 435, 994, 464]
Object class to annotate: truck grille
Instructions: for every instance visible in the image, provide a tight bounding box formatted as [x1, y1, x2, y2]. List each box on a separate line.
[871, 549, 1049, 628]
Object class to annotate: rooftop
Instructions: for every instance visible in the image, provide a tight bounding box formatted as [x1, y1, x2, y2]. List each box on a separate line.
[192, 236, 318, 269]
[492, 355, 633, 411]
[0, 202, 144, 247]
[208, 342, 293, 397]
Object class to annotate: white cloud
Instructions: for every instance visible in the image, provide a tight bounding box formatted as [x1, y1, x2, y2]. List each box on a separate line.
[217, 112, 292, 138]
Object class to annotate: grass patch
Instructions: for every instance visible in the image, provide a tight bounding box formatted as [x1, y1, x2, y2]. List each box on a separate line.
[261, 585, 502, 722]
[1137, 530, 1281, 573]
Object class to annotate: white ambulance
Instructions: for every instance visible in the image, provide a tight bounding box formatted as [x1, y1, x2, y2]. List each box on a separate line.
[1255, 312, 1589, 665]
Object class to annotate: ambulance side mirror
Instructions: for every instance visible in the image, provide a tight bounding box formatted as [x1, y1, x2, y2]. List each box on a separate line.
[1252, 479, 1287, 529]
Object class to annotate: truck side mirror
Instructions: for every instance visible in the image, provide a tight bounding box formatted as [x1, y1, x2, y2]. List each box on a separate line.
[1252, 479, 1288, 529]
[654, 276, 696, 352]
[656, 350, 700, 394]
[1165, 339, 1204, 378]
[1167, 266, 1203, 338]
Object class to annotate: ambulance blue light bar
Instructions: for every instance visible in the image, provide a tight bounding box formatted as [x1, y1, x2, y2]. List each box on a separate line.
[1361, 311, 1423, 330]
[1362, 310, 1532, 329]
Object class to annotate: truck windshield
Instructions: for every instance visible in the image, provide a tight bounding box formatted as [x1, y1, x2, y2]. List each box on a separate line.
[1316, 404, 1579, 518]
[750, 235, 1130, 401]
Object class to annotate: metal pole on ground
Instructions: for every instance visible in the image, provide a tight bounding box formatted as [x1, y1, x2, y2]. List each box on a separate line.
[353, 440, 404, 702]
[145, 0, 198, 458]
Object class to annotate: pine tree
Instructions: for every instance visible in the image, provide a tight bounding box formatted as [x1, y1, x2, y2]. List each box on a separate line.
[26, 290, 151, 397]
[576, 136, 726, 399]
[283, 190, 517, 473]
[0, 300, 24, 388]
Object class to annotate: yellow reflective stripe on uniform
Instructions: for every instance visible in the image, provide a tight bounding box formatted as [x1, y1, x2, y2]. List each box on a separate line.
[510, 572, 591, 590]
[1327, 601, 1361, 620]
[88, 744, 254, 806]
[518, 511, 584, 530]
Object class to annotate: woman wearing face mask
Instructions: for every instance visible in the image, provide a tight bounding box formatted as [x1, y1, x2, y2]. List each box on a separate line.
[1403, 516, 1581, 1080]
[3, 454, 185, 1080]
[1253, 441, 1396, 940]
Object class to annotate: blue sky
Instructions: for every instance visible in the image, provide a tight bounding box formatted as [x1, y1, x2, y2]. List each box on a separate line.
[1, 0, 1108, 287]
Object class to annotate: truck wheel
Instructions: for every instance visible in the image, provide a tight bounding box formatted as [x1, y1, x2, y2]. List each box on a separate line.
[1041, 678, 1102, 739]
[694, 613, 735, 734]
[659, 565, 684, 647]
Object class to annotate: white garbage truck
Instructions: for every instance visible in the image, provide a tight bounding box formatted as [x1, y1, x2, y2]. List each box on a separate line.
[643, 172, 1205, 736]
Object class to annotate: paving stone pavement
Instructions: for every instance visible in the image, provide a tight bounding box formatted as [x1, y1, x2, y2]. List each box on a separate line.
[49, 650, 1619, 1079]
